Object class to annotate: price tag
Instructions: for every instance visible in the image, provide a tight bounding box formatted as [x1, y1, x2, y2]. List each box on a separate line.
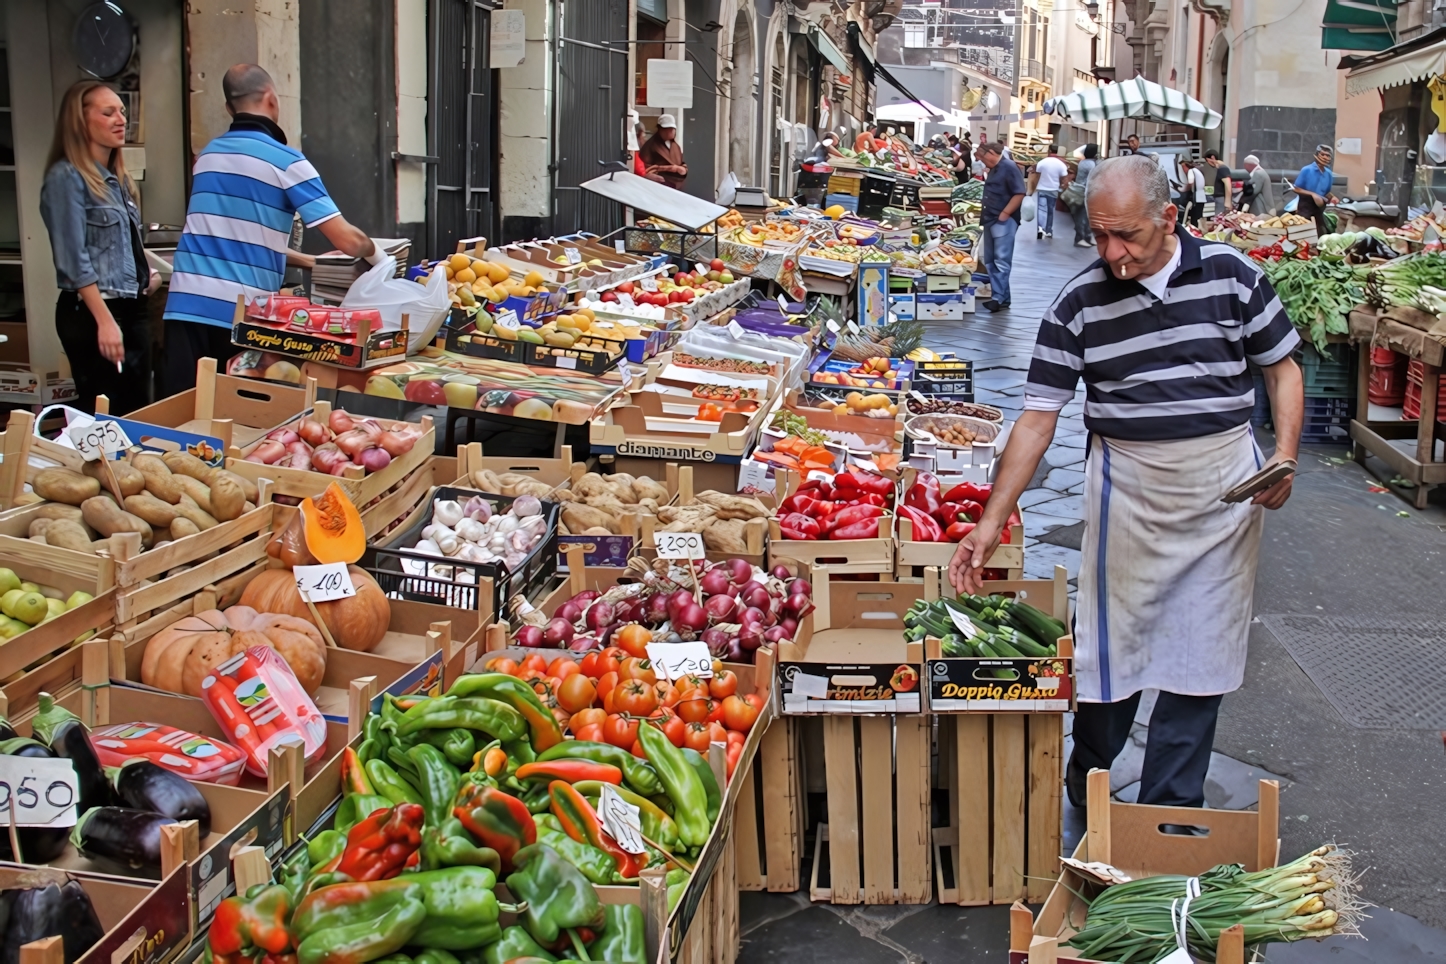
[791, 673, 829, 698]
[494, 310, 521, 332]
[777, 295, 791, 313]
[646, 641, 714, 680]
[293, 562, 357, 603]
[948, 607, 981, 636]
[0, 756, 79, 827]
[726, 320, 746, 339]
[555, 356, 578, 370]
[825, 319, 841, 333]
[694, 262, 711, 276]
[564, 247, 582, 265]
[737, 460, 774, 493]
[617, 293, 635, 307]
[640, 277, 658, 292]
[598, 784, 648, 854]
[846, 321, 861, 334]
[654, 531, 704, 558]
[615, 240, 626, 253]
[67, 419, 133, 461]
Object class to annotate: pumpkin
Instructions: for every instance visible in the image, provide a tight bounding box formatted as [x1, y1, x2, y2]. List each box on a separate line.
[140, 606, 328, 697]
[238, 566, 390, 652]
[302, 483, 365, 564]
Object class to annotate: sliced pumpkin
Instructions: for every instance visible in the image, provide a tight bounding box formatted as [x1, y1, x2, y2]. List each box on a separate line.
[300, 482, 365, 564]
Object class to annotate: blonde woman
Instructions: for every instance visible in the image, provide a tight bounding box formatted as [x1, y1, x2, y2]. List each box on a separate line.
[40, 80, 156, 414]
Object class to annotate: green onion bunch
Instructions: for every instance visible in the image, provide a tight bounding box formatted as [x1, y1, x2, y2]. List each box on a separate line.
[1365, 252, 1446, 312]
[1062, 845, 1366, 963]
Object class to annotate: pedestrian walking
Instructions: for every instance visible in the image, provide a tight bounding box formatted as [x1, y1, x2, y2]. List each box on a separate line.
[40, 80, 159, 415]
[1178, 158, 1207, 227]
[977, 141, 1025, 312]
[1033, 145, 1069, 240]
[640, 115, 688, 190]
[949, 155, 1304, 814]
[1066, 143, 1097, 247]
[163, 64, 380, 395]
[1204, 150, 1233, 215]
[1290, 145, 1337, 235]
[1239, 155, 1277, 216]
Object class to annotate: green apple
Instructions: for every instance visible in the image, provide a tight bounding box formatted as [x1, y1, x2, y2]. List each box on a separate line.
[1, 589, 24, 619]
[0, 569, 20, 595]
[37, 585, 63, 600]
[72, 629, 96, 645]
[65, 591, 94, 611]
[719, 271, 734, 284]
[13, 592, 49, 626]
[0, 616, 27, 639]
[19, 582, 39, 594]
[46, 598, 66, 618]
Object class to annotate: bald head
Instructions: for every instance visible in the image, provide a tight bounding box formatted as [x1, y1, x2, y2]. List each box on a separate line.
[1085, 155, 1172, 223]
[223, 64, 276, 117]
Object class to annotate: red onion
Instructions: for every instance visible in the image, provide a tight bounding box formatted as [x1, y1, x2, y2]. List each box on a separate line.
[787, 578, 812, 598]
[267, 428, 300, 445]
[311, 442, 349, 474]
[739, 627, 764, 651]
[584, 601, 615, 633]
[740, 607, 765, 627]
[666, 588, 695, 620]
[764, 625, 789, 644]
[283, 445, 314, 469]
[543, 617, 575, 646]
[644, 593, 671, 626]
[298, 417, 330, 447]
[674, 602, 708, 633]
[614, 598, 643, 624]
[771, 564, 792, 580]
[568, 635, 598, 652]
[724, 638, 745, 662]
[515, 625, 544, 647]
[760, 608, 778, 628]
[329, 409, 356, 434]
[335, 429, 376, 458]
[558, 600, 584, 623]
[357, 447, 392, 473]
[781, 616, 798, 636]
[378, 431, 416, 457]
[741, 585, 771, 612]
[574, 590, 601, 604]
[596, 624, 620, 646]
[701, 627, 730, 652]
[727, 558, 753, 583]
[699, 569, 731, 597]
[703, 594, 737, 622]
[783, 593, 815, 619]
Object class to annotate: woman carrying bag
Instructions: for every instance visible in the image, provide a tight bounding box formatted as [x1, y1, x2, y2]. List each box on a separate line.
[1063, 143, 1098, 247]
[40, 80, 156, 415]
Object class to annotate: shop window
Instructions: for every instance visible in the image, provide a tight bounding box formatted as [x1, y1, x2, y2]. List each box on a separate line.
[635, 13, 666, 105]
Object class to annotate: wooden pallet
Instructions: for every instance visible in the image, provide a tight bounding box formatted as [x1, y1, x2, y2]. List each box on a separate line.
[808, 714, 933, 904]
[735, 716, 806, 892]
[934, 713, 1064, 905]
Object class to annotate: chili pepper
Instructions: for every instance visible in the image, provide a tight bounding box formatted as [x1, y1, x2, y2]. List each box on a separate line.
[291, 880, 425, 964]
[945, 520, 977, 541]
[635, 721, 710, 847]
[414, 727, 476, 770]
[341, 748, 373, 797]
[334, 803, 425, 881]
[573, 780, 678, 851]
[780, 512, 821, 538]
[403, 866, 505, 949]
[897, 505, 942, 542]
[828, 503, 884, 528]
[453, 782, 536, 873]
[833, 470, 893, 495]
[334, 794, 391, 836]
[357, 716, 388, 766]
[308, 830, 346, 869]
[480, 926, 557, 964]
[365, 759, 423, 808]
[506, 843, 606, 948]
[832, 517, 880, 539]
[680, 745, 721, 824]
[905, 471, 942, 515]
[397, 697, 527, 742]
[534, 813, 621, 885]
[209, 884, 293, 964]
[516, 759, 623, 785]
[588, 904, 646, 964]
[537, 741, 662, 796]
[445, 674, 565, 751]
[548, 780, 639, 879]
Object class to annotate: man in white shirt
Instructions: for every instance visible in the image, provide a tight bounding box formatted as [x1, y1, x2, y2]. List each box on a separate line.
[1034, 145, 1070, 240]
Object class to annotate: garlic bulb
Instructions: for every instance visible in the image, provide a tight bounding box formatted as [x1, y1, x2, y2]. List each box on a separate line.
[436, 530, 460, 555]
[496, 515, 519, 535]
[512, 495, 542, 518]
[456, 518, 486, 543]
[434, 499, 464, 527]
[464, 496, 493, 522]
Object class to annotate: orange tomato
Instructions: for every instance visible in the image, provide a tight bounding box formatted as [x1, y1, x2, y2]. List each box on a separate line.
[631, 737, 649, 758]
[519, 666, 546, 684]
[726, 741, 743, 778]
[557, 673, 598, 714]
[602, 646, 630, 664]
[722, 694, 760, 732]
[706, 698, 727, 724]
[706, 721, 728, 745]
[708, 670, 738, 699]
[575, 722, 606, 743]
[682, 722, 715, 753]
[675, 696, 713, 724]
[549, 657, 581, 681]
[571, 707, 606, 730]
[581, 652, 620, 680]
[614, 623, 652, 659]
[614, 679, 659, 716]
[726, 729, 746, 747]
[520, 654, 548, 675]
[660, 714, 687, 747]
[484, 657, 519, 676]
[603, 714, 639, 749]
[653, 680, 679, 707]
[620, 657, 657, 686]
[742, 692, 765, 711]
[596, 671, 619, 705]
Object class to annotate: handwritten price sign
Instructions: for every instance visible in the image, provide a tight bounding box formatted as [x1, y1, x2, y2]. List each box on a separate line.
[646, 641, 713, 681]
[67, 419, 133, 462]
[293, 562, 356, 603]
[0, 757, 79, 827]
[598, 784, 648, 854]
[654, 532, 704, 559]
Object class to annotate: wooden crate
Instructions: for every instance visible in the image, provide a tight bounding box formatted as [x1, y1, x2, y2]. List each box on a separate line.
[765, 469, 895, 575]
[453, 441, 578, 490]
[808, 713, 933, 904]
[934, 713, 1064, 906]
[734, 716, 805, 892]
[894, 509, 1024, 580]
[126, 357, 315, 452]
[638, 465, 766, 566]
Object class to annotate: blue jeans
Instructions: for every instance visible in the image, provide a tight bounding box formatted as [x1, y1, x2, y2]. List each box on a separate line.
[1036, 191, 1058, 235]
[980, 218, 1017, 304]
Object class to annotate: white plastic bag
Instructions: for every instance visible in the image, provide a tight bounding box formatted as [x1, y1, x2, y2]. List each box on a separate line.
[1020, 195, 1036, 223]
[716, 172, 740, 207]
[340, 256, 449, 354]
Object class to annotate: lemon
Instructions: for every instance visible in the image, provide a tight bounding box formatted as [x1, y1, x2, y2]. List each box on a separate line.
[448, 253, 472, 271]
[524, 270, 546, 288]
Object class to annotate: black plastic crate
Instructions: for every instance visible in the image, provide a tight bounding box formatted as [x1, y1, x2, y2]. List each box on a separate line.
[522, 334, 625, 374]
[1297, 343, 1353, 397]
[1300, 394, 1354, 443]
[910, 359, 975, 400]
[444, 309, 527, 363]
[360, 485, 560, 618]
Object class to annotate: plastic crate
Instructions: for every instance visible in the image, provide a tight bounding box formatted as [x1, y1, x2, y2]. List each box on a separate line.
[1297, 343, 1352, 397]
[825, 193, 859, 213]
[360, 485, 560, 618]
[1300, 394, 1353, 443]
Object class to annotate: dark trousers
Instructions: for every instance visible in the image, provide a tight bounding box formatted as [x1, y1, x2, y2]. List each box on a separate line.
[1179, 201, 1204, 226]
[1066, 690, 1224, 809]
[54, 291, 151, 415]
[162, 318, 238, 398]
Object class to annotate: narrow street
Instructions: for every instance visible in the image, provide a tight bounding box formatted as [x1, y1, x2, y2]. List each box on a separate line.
[738, 230, 1446, 962]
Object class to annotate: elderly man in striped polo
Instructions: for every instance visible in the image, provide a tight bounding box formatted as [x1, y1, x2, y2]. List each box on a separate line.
[949, 154, 1304, 813]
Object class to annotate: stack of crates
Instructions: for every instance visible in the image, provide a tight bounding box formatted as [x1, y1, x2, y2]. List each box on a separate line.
[1298, 343, 1354, 443]
[1402, 359, 1446, 420]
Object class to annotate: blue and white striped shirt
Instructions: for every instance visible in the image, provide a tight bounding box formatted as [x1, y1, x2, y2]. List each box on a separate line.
[164, 126, 339, 329]
[1024, 226, 1300, 441]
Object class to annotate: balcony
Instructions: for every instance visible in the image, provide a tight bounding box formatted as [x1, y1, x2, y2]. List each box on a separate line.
[1024, 57, 1045, 80]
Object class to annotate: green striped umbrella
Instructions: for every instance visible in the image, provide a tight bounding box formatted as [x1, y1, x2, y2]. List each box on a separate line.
[1043, 76, 1223, 129]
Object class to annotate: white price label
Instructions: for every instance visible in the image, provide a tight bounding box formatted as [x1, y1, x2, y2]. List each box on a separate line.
[726, 320, 746, 339]
[0, 756, 79, 827]
[615, 240, 626, 253]
[791, 673, 829, 698]
[777, 295, 791, 313]
[737, 460, 775, 494]
[617, 293, 635, 307]
[825, 319, 841, 333]
[640, 277, 658, 292]
[293, 562, 357, 603]
[494, 309, 521, 332]
[555, 356, 578, 370]
[564, 247, 582, 265]
[67, 419, 133, 461]
[598, 784, 648, 854]
[593, 320, 616, 329]
[846, 321, 861, 334]
[646, 641, 714, 681]
[948, 607, 981, 636]
[654, 531, 705, 558]
[694, 262, 711, 276]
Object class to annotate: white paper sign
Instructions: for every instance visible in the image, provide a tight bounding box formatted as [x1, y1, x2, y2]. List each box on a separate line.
[615, 241, 626, 254]
[67, 419, 133, 461]
[555, 356, 578, 370]
[790, 673, 830, 699]
[654, 531, 704, 558]
[826, 319, 841, 333]
[640, 277, 658, 292]
[494, 309, 521, 332]
[0, 756, 79, 827]
[726, 320, 746, 339]
[948, 607, 981, 636]
[694, 263, 711, 276]
[598, 784, 648, 855]
[564, 247, 582, 265]
[737, 460, 775, 493]
[490, 9, 526, 68]
[293, 562, 357, 603]
[646, 641, 714, 680]
[646, 59, 694, 109]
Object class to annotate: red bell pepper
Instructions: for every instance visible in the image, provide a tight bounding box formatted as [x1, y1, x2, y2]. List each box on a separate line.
[945, 520, 977, 541]
[334, 803, 425, 881]
[781, 513, 821, 539]
[832, 518, 880, 539]
[825, 503, 884, 533]
[810, 500, 838, 518]
[852, 492, 888, 507]
[905, 472, 942, 515]
[898, 505, 942, 542]
[943, 481, 991, 504]
[834, 470, 893, 496]
[936, 500, 984, 525]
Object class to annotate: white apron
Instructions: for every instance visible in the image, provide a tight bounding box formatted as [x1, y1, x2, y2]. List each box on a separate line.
[1074, 424, 1265, 703]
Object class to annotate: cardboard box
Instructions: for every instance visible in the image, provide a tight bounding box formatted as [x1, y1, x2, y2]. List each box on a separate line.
[890, 294, 916, 321]
[3, 864, 193, 964]
[590, 366, 780, 464]
[232, 297, 410, 371]
[917, 293, 964, 321]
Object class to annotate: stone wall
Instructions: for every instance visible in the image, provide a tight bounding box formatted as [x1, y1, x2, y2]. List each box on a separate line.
[1235, 105, 1337, 174]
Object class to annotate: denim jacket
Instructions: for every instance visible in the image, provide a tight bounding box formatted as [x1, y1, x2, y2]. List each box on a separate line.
[40, 159, 145, 298]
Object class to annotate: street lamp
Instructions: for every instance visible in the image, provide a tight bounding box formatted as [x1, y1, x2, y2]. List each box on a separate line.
[1085, 0, 1100, 19]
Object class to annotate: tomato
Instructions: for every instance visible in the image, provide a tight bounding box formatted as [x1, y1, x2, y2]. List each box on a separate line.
[549, 657, 581, 681]
[614, 623, 652, 659]
[683, 722, 715, 753]
[726, 728, 746, 747]
[519, 665, 546, 683]
[742, 693, 766, 712]
[675, 696, 713, 724]
[484, 656, 519, 676]
[726, 741, 743, 778]
[653, 680, 679, 707]
[520, 654, 548, 675]
[603, 714, 639, 749]
[722, 694, 760, 733]
[614, 679, 659, 716]
[659, 714, 687, 747]
[595, 671, 619, 704]
[571, 707, 606, 730]
[602, 646, 630, 664]
[674, 674, 708, 700]
[708, 670, 738, 699]
[575, 722, 605, 743]
[632, 737, 650, 758]
[532, 678, 560, 707]
[580, 652, 620, 679]
[706, 698, 727, 724]
[557, 673, 598, 714]
[619, 658, 657, 686]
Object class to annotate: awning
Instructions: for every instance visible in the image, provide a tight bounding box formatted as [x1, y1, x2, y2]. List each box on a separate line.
[810, 26, 851, 76]
[1343, 34, 1446, 95]
[1043, 76, 1222, 129]
[1322, 0, 1396, 52]
[876, 99, 947, 122]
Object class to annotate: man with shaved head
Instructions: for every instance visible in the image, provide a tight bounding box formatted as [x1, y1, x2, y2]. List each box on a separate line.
[949, 154, 1304, 818]
[163, 64, 381, 393]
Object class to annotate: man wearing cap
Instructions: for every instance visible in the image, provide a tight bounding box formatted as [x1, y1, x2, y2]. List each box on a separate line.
[1291, 145, 1337, 235]
[640, 116, 688, 190]
[1239, 155, 1276, 216]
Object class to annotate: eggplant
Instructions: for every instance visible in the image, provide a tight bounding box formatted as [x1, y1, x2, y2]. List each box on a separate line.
[70, 807, 176, 874]
[57, 881, 104, 964]
[0, 882, 101, 964]
[0, 717, 17, 745]
[111, 761, 210, 836]
[30, 694, 109, 815]
[0, 740, 68, 864]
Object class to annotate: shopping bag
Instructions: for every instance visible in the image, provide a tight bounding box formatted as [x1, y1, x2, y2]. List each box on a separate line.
[340, 256, 450, 354]
[1020, 195, 1036, 223]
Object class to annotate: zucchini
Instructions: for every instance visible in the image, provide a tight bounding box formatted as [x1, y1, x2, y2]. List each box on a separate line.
[1007, 600, 1068, 645]
[999, 627, 1051, 658]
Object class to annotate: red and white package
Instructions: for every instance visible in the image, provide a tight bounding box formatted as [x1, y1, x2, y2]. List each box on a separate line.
[91, 722, 248, 785]
[201, 646, 328, 778]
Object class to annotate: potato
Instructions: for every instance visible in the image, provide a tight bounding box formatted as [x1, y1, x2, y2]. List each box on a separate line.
[570, 473, 612, 500]
[632, 476, 669, 502]
[83, 459, 146, 498]
[32, 468, 100, 506]
[44, 519, 97, 553]
[561, 503, 615, 534]
[173, 497, 218, 531]
[215, 469, 259, 504]
[174, 476, 215, 515]
[124, 493, 180, 528]
[131, 454, 183, 504]
[606, 474, 638, 501]
[511, 480, 553, 500]
[169, 517, 200, 540]
[161, 451, 216, 485]
[551, 488, 577, 503]
[693, 491, 768, 520]
[657, 505, 717, 531]
[27, 519, 52, 539]
[557, 520, 572, 536]
[82, 496, 154, 546]
[208, 473, 246, 522]
[703, 518, 748, 554]
[31, 503, 85, 524]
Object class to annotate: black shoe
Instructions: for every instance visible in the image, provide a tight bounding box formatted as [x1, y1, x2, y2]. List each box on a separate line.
[982, 300, 1010, 312]
[1037, 229, 1044, 239]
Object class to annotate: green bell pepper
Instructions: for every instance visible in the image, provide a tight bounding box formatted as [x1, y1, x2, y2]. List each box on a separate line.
[446, 674, 564, 752]
[536, 740, 662, 796]
[480, 926, 557, 964]
[680, 747, 721, 824]
[412, 953, 461, 964]
[308, 830, 346, 868]
[635, 722, 710, 847]
[421, 816, 501, 873]
[406, 744, 460, 829]
[397, 696, 527, 742]
[403, 866, 503, 950]
[534, 814, 619, 886]
[417, 727, 476, 770]
[588, 904, 646, 963]
[666, 867, 688, 914]
[505, 843, 605, 947]
[366, 760, 423, 808]
[291, 879, 425, 964]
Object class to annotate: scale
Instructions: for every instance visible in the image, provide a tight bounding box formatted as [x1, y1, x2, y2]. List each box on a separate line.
[734, 186, 770, 208]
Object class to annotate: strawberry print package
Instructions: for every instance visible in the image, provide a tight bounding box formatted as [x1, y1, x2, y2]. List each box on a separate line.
[91, 722, 248, 785]
[201, 646, 328, 778]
